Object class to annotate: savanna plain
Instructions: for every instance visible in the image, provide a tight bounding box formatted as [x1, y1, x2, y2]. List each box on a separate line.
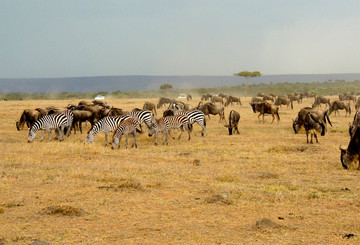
[0, 96, 359, 244]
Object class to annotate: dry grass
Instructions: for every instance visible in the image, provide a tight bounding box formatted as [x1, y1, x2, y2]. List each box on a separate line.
[0, 96, 359, 244]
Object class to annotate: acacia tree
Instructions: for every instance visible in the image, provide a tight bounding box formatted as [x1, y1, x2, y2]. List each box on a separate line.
[234, 71, 262, 97]
[160, 83, 173, 96]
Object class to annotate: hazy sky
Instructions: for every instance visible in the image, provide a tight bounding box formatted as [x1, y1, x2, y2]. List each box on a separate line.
[1, 1, 360, 78]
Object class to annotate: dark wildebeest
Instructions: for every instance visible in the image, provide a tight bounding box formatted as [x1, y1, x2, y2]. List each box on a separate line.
[339, 126, 360, 170]
[157, 97, 173, 109]
[70, 110, 97, 134]
[262, 95, 274, 102]
[303, 112, 326, 144]
[349, 111, 360, 137]
[218, 93, 227, 99]
[275, 96, 293, 109]
[211, 96, 224, 105]
[312, 96, 331, 108]
[224, 96, 242, 107]
[328, 101, 351, 117]
[16, 108, 47, 131]
[78, 101, 93, 106]
[257, 93, 265, 97]
[292, 107, 332, 134]
[355, 97, 360, 110]
[143, 102, 157, 115]
[250, 97, 263, 103]
[201, 93, 212, 101]
[186, 94, 192, 101]
[224, 110, 240, 135]
[250, 102, 280, 124]
[339, 94, 356, 103]
[108, 108, 126, 117]
[196, 102, 225, 122]
[288, 94, 302, 104]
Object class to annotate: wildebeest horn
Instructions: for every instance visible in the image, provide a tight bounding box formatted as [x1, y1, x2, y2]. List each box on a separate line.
[339, 145, 346, 151]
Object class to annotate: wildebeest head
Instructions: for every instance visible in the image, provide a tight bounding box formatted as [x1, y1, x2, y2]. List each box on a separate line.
[339, 145, 352, 169]
[250, 103, 256, 113]
[292, 118, 301, 134]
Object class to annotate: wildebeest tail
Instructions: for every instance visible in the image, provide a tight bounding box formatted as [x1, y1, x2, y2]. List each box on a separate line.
[324, 110, 332, 127]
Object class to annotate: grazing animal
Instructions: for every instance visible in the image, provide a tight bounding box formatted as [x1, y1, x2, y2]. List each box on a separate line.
[250, 97, 263, 103]
[173, 110, 206, 136]
[250, 102, 280, 124]
[143, 102, 157, 115]
[339, 94, 356, 103]
[224, 96, 242, 107]
[70, 110, 97, 134]
[126, 109, 152, 132]
[328, 101, 351, 117]
[28, 114, 68, 142]
[303, 112, 326, 144]
[211, 96, 224, 105]
[224, 110, 240, 135]
[16, 108, 46, 131]
[108, 108, 126, 117]
[201, 93, 213, 101]
[292, 107, 332, 134]
[186, 94, 192, 101]
[312, 96, 331, 108]
[275, 96, 293, 109]
[111, 118, 139, 149]
[148, 115, 191, 145]
[196, 102, 225, 122]
[61, 110, 74, 136]
[262, 95, 274, 102]
[218, 93, 227, 99]
[349, 111, 360, 137]
[157, 97, 173, 109]
[86, 115, 130, 145]
[339, 126, 360, 169]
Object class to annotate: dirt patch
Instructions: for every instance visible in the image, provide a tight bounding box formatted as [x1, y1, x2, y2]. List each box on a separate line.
[259, 172, 279, 179]
[204, 194, 232, 205]
[43, 205, 85, 216]
[255, 218, 281, 229]
[98, 180, 142, 191]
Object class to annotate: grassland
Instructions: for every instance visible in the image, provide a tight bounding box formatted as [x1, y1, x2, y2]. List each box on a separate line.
[0, 97, 359, 244]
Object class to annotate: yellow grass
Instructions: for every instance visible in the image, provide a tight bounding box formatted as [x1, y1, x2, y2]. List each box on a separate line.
[1, 97, 359, 244]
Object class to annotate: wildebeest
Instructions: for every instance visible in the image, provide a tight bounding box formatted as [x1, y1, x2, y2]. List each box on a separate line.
[16, 108, 47, 131]
[108, 108, 126, 117]
[355, 97, 360, 110]
[262, 95, 274, 102]
[196, 102, 225, 122]
[339, 93, 356, 103]
[312, 96, 331, 108]
[275, 96, 293, 109]
[186, 94, 192, 101]
[328, 101, 351, 117]
[157, 97, 173, 109]
[288, 94, 301, 104]
[224, 96, 242, 107]
[250, 97, 263, 103]
[349, 111, 360, 137]
[201, 93, 213, 101]
[303, 112, 325, 144]
[143, 102, 157, 115]
[218, 93, 227, 99]
[211, 96, 224, 105]
[70, 110, 97, 134]
[292, 107, 332, 134]
[250, 102, 280, 124]
[339, 126, 360, 169]
[224, 110, 240, 135]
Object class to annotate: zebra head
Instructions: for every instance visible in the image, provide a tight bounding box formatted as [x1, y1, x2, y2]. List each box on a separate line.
[28, 130, 36, 143]
[85, 132, 95, 144]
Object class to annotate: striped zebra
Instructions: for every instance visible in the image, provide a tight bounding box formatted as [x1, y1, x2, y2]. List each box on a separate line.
[173, 110, 206, 136]
[126, 109, 152, 132]
[85, 115, 130, 145]
[111, 117, 139, 149]
[148, 115, 191, 145]
[62, 110, 74, 136]
[28, 113, 68, 142]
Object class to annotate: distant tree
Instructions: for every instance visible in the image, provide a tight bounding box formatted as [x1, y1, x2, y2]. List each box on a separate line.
[234, 71, 262, 97]
[160, 84, 173, 90]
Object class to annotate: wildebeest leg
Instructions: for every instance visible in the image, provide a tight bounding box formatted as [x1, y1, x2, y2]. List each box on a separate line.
[168, 129, 176, 140]
[306, 131, 309, 144]
[187, 125, 191, 140]
[235, 125, 240, 134]
[104, 131, 108, 146]
[117, 134, 122, 149]
[314, 132, 318, 143]
[271, 114, 275, 124]
[262, 113, 265, 123]
[257, 113, 261, 121]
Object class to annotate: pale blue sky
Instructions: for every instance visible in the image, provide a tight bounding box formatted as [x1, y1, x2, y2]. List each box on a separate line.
[1, 0, 360, 78]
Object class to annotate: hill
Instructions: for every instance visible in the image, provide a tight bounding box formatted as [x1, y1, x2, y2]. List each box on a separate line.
[1, 73, 360, 93]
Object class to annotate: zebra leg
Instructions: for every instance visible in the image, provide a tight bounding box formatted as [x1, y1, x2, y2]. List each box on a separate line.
[59, 126, 65, 142]
[132, 131, 137, 148]
[168, 129, 176, 140]
[125, 133, 129, 148]
[154, 131, 158, 146]
[178, 126, 184, 140]
[104, 131, 108, 146]
[164, 129, 168, 145]
[46, 129, 51, 142]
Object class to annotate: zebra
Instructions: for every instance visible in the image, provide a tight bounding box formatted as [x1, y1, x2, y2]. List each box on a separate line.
[173, 110, 206, 136]
[62, 110, 74, 136]
[148, 115, 191, 145]
[126, 108, 152, 132]
[111, 117, 139, 149]
[28, 113, 68, 142]
[85, 115, 130, 145]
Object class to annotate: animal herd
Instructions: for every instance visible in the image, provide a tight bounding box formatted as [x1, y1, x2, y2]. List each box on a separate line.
[15, 92, 360, 170]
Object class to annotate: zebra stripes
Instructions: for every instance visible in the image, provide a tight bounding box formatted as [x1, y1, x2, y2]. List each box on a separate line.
[86, 115, 130, 145]
[174, 109, 206, 136]
[62, 109, 74, 136]
[126, 109, 152, 131]
[148, 115, 191, 145]
[111, 117, 139, 149]
[28, 113, 68, 142]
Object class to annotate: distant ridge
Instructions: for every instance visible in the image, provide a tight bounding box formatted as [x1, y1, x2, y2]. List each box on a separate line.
[1, 73, 360, 93]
